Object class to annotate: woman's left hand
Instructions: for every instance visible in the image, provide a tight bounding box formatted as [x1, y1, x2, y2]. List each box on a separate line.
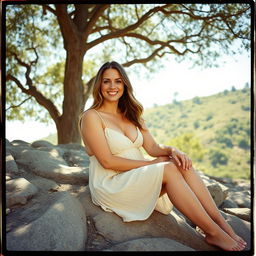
[170, 148, 192, 171]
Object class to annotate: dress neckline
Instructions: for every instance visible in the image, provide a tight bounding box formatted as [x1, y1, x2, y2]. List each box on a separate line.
[94, 109, 140, 144]
[105, 126, 140, 144]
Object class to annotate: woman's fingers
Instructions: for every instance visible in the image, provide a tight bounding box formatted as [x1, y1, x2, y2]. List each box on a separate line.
[179, 153, 192, 170]
[172, 150, 193, 171]
[173, 155, 181, 167]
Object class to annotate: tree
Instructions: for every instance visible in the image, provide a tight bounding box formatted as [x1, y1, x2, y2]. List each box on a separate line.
[5, 3, 251, 144]
[166, 133, 205, 162]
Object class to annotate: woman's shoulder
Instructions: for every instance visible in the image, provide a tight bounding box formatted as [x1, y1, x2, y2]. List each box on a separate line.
[81, 108, 97, 118]
[80, 109, 99, 125]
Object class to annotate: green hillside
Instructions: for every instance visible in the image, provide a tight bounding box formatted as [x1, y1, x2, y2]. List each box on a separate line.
[41, 87, 251, 180]
[143, 87, 251, 180]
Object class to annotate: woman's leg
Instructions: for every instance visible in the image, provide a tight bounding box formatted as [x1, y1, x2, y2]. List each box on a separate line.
[176, 165, 246, 245]
[162, 162, 245, 251]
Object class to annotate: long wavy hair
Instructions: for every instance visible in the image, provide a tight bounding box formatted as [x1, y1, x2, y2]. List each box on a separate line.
[79, 61, 144, 130]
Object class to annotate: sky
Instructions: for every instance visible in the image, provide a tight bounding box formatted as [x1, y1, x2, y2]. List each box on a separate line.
[6, 52, 251, 143]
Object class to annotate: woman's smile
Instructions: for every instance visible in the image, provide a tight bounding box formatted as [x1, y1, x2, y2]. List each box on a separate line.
[101, 68, 124, 101]
[107, 90, 119, 96]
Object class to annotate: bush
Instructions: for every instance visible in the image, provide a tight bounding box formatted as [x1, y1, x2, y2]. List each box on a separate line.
[166, 133, 205, 162]
[192, 96, 201, 104]
[209, 148, 228, 167]
[215, 136, 233, 148]
[206, 112, 213, 121]
[193, 120, 200, 129]
[238, 138, 250, 149]
[241, 105, 250, 111]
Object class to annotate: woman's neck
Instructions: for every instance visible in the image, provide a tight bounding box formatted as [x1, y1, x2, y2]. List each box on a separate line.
[99, 101, 120, 115]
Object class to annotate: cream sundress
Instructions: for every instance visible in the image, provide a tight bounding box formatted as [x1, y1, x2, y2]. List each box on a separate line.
[87, 109, 173, 222]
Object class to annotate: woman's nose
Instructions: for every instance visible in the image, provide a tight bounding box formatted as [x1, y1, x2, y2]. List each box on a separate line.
[109, 81, 115, 88]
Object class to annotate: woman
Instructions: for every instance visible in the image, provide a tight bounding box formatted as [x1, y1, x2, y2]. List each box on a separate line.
[79, 61, 246, 251]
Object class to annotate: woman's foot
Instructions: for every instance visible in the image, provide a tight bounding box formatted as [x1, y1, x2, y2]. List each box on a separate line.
[216, 218, 247, 246]
[205, 229, 246, 251]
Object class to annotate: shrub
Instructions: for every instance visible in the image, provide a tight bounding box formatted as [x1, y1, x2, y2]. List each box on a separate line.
[238, 138, 250, 149]
[209, 148, 228, 167]
[193, 120, 200, 129]
[192, 96, 201, 104]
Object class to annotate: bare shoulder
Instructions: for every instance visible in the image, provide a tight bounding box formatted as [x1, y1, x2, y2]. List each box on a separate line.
[80, 109, 99, 128]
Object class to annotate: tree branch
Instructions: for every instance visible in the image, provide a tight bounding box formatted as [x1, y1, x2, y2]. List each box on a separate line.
[42, 4, 56, 15]
[87, 4, 172, 49]
[7, 52, 61, 123]
[6, 96, 33, 111]
[84, 4, 110, 41]
[122, 45, 165, 67]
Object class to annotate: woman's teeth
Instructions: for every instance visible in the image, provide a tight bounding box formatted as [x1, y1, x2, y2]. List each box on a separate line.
[107, 91, 118, 95]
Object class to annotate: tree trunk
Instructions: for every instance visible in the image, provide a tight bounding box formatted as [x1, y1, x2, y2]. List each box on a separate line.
[57, 46, 85, 144]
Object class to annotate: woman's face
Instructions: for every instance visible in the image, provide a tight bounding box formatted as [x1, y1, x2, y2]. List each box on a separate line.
[101, 68, 124, 102]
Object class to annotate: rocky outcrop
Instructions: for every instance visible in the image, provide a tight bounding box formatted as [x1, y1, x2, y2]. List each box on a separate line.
[5, 139, 252, 252]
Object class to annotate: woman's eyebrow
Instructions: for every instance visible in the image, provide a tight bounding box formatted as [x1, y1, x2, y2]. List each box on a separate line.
[103, 77, 122, 80]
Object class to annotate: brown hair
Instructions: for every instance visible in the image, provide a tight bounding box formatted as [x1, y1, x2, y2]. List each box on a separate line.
[79, 61, 144, 130]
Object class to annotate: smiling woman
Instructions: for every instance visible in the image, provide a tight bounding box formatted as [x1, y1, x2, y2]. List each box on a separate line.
[78, 61, 246, 251]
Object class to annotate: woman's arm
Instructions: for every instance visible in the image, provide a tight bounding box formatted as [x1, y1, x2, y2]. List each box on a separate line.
[140, 120, 173, 157]
[80, 110, 166, 172]
[140, 120, 193, 170]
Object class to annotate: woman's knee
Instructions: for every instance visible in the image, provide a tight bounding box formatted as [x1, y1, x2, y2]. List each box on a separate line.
[162, 162, 181, 184]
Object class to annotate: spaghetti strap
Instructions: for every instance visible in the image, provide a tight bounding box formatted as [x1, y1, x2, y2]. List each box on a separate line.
[93, 109, 107, 128]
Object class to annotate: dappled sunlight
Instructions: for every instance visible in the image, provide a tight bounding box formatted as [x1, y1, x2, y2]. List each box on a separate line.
[53, 202, 65, 212]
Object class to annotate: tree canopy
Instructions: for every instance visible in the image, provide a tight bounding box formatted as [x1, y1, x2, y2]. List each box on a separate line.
[5, 3, 251, 144]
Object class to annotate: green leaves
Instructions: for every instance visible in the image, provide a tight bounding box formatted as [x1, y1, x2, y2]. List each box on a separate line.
[166, 133, 205, 162]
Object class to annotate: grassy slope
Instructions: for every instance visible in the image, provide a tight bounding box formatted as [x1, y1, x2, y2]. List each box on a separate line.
[143, 88, 251, 180]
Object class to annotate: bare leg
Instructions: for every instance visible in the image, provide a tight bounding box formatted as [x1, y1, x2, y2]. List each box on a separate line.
[176, 165, 246, 246]
[162, 162, 245, 251]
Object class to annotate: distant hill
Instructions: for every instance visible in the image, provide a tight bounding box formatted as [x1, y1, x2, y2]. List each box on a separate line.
[143, 87, 250, 180]
[41, 87, 251, 180]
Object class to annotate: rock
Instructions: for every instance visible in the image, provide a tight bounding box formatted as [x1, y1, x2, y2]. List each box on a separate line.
[6, 138, 12, 147]
[104, 237, 195, 251]
[7, 191, 87, 251]
[6, 152, 19, 176]
[63, 149, 90, 167]
[223, 208, 251, 222]
[6, 144, 32, 160]
[226, 191, 251, 208]
[28, 176, 59, 191]
[58, 143, 85, 151]
[233, 179, 251, 191]
[201, 177, 229, 207]
[15, 149, 89, 185]
[207, 175, 233, 184]
[31, 140, 55, 148]
[4, 139, 252, 252]
[220, 211, 251, 251]
[78, 186, 217, 251]
[6, 178, 38, 207]
[11, 140, 31, 146]
[220, 198, 238, 209]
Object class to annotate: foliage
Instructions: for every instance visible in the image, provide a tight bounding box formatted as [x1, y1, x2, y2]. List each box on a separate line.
[209, 147, 228, 167]
[166, 133, 205, 162]
[143, 87, 251, 180]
